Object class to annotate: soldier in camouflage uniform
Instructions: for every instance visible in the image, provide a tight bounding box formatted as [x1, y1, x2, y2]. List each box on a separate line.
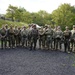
[0, 25, 7, 49]
[5, 24, 9, 48]
[17, 27, 21, 46]
[45, 25, 54, 50]
[21, 26, 27, 47]
[54, 26, 63, 50]
[14, 26, 19, 47]
[42, 25, 48, 49]
[30, 24, 38, 50]
[63, 26, 71, 53]
[38, 26, 45, 49]
[53, 25, 58, 49]
[71, 25, 75, 52]
[8, 25, 15, 48]
[26, 24, 33, 48]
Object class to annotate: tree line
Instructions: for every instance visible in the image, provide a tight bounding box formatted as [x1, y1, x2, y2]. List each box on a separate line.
[4, 3, 75, 30]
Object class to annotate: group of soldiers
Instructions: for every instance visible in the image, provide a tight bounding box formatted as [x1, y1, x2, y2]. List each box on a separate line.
[0, 24, 75, 53]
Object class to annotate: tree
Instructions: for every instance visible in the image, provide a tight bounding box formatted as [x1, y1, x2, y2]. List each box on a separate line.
[52, 3, 75, 30]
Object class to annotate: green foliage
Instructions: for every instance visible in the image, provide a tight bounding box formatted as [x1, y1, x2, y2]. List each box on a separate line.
[0, 19, 28, 28]
[5, 3, 75, 29]
[52, 3, 75, 30]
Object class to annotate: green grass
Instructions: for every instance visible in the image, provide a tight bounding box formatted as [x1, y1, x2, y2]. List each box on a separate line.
[0, 19, 28, 28]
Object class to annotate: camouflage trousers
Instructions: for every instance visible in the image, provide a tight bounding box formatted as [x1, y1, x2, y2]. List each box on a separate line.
[55, 38, 61, 50]
[46, 37, 53, 50]
[64, 39, 70, 52]
[0, 38, 7, 49]
[70, 39, 75, 52]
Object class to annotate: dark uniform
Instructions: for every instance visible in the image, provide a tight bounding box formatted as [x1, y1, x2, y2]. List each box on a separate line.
[0, 26, 7, 49]
[30, 25, 38, 50]
[63, 26, 71, 52]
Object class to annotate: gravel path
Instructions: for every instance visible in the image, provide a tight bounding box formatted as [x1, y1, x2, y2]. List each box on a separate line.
[0, 48, 75, 75]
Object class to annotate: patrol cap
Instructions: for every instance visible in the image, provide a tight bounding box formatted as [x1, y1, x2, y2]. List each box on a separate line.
[73, 25, 75, 28]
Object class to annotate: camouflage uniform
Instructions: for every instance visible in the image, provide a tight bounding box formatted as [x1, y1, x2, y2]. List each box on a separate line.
[5, 24, 9, 48]
[14, 26, 19, 47]
[43, 26, 48, 49]
[71, 25, 75, 52]
[63, 26, 71, 52]
[30, 25, 38, 50]
[21, 26, 27, 47]
[45, 25, 54, 50]
[17, 27, 21, 46]
[53, 25, 57, 49]
[38, 27, 45, 49]
[0, 26, 7, 49]
[54, 26, 63, 50]
[26, 25, 32, 48]
[8, 26, 15, 48]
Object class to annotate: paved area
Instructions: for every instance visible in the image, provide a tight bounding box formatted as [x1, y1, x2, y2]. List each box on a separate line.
[0, 47, 75, 75]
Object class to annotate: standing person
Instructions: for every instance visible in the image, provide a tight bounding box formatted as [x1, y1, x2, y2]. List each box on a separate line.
[26, 24, 33, 48]
[63, 26, 71, 53]
[30, 24, 38, 50]
[38, 26, 45, 49]
[5, 24, 9, 48]
[71, 25, 75, 52]
[21, 26, 27, 47]
[17, 27, 21, 47]
[14, 26, 19, 47]
[0, 25, 7, 49]
[54, 26, 63, 50]
[45, 25, 54, 50]
[8, 25, 15, 48]
[53, 25, 58, 49]
[43, 25, 48, 49]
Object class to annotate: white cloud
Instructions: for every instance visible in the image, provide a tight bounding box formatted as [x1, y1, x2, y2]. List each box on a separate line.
[0, 0, 75, 14]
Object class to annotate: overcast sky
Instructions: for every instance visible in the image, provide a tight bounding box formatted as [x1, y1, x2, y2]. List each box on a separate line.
[0, 0, 75, 14]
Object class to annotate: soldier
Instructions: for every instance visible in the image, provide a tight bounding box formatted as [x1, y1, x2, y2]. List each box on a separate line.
[30, 24, 38, 50]
[53, 25, 58, 49]
[5, 24, 9, 48]
[54, 26, 63, 50]
[26, 24, 33, 48]
[71, 25, 75, 52]
[43, 25, 48, 49]
[0, 25, 7, 49]
[14, 26, 19, 47]
[45, 25, 54, 50]
[63, 26, 71, 53]
[8, 25, 15, 48]
[17, 27, 21, 46]
[38, 26, 45, 49]
[21, 26, 27, 47]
